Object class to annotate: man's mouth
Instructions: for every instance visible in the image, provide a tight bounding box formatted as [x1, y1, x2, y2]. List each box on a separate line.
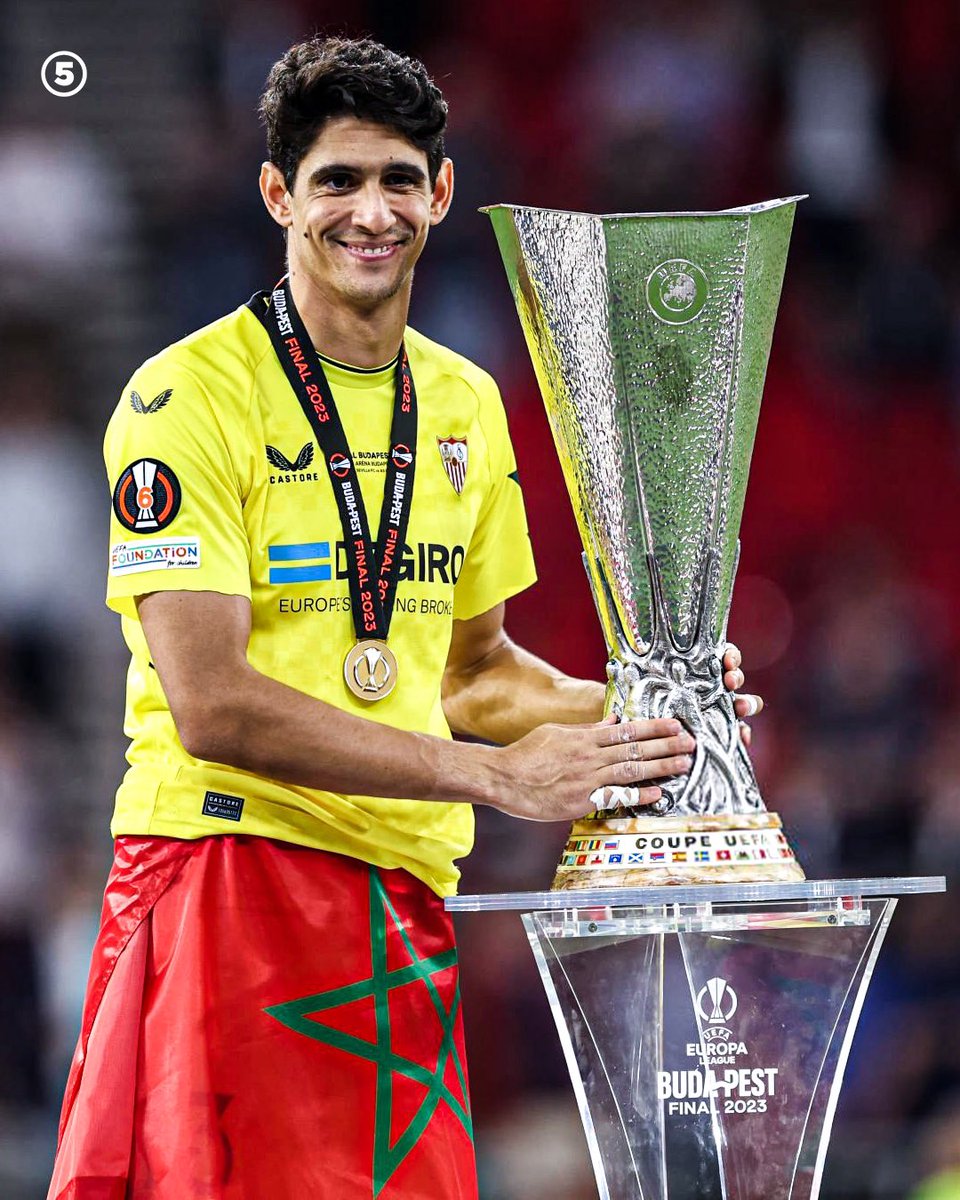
[335, 240, 405, 260]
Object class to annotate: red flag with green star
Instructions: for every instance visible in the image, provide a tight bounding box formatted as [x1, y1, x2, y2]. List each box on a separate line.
[49, 836, 477, 1200]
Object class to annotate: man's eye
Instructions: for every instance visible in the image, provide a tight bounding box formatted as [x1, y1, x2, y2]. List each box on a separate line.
[385, 174, 418, 187]
[323, 174, 354, 191]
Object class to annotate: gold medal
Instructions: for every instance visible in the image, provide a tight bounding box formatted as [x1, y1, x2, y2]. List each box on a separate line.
[343, 640, 398, 702]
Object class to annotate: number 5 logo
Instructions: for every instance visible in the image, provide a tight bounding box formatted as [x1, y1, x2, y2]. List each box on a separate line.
[41, 51, 87, 97]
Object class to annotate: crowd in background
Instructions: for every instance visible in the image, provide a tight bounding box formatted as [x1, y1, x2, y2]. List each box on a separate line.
[1, 0, 959, 1196]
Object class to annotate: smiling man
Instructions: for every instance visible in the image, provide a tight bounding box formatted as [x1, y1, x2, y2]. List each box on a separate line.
[48, 36, 757, 1200]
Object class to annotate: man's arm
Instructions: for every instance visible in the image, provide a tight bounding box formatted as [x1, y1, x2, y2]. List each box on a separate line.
[442, 603, 603, 742]
[138, 590, 696, 822]
[442, 603, 762, 743]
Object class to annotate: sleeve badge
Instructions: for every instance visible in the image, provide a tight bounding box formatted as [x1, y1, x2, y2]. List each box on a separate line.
[112, 458, 182, 532]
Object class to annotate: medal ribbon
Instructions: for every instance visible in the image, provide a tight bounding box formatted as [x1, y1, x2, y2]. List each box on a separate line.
[249, 279, 417, 642]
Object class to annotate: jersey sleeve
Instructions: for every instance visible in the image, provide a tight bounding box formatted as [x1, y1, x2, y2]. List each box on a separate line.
[453, 378, 537, 621]
[104, 357, 251, 618]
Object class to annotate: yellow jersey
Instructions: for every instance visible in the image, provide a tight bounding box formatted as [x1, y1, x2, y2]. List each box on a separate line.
[104, 302, 536, 897]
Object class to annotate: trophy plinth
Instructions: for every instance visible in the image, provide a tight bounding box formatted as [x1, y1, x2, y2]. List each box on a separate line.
[446, 878, 946, 1200]
[485, 198, 805, 887]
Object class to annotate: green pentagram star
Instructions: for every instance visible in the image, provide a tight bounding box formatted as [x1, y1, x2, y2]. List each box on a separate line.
[264, 869, 472, 1195]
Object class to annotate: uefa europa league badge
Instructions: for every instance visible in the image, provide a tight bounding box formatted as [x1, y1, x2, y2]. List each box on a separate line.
[645, 259, 710, 325]
[343, 639, 398, 701]
[696, 976, 738, 1025]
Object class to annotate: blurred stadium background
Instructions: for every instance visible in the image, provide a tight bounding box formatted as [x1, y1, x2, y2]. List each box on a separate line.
[1, 0, 958, 1196]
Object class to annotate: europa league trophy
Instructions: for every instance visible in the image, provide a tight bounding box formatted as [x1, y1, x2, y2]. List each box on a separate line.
[445, 200, 945, 1200]
[486, 197, 805, 889]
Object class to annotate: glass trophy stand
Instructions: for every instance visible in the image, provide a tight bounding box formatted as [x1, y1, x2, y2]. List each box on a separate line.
[447, 877, 945, 1200]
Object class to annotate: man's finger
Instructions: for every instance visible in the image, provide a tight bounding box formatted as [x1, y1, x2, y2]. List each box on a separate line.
[596, 718, 682, 747]
[724, 667, 745, 692]
[600, 731, 694, 767]
[734, 694, 763, 718]
[601, 753, 693, 787]
[723, 642, 742, 670]
[590, 784, 663, 810]
[739, 720, 752, 748]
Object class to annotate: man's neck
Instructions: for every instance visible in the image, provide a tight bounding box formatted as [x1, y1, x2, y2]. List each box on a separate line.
[288, 266, 409, 369]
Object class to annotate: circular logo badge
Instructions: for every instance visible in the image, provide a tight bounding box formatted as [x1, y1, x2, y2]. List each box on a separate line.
[646, 259, 709, 325]
[329, 452, 352, 479]
[41, 51, 88, 98]
[343, 640, 398, 702]
[113, 458, 182, 533]
[391, 443, 413, 470]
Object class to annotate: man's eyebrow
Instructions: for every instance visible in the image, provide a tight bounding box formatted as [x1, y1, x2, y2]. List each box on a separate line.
[306, 161, 428, 188]
[382, 161, 427, 182]
[306, 162, 361, 187]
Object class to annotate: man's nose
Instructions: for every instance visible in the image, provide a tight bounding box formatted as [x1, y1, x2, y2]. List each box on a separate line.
[351, 183, 394, 234]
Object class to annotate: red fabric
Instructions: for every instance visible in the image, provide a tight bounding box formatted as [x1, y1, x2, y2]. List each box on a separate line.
[49, 837, 477, 1200]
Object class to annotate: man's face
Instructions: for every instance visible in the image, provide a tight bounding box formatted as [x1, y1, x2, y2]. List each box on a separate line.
[269, 116, 453, 311]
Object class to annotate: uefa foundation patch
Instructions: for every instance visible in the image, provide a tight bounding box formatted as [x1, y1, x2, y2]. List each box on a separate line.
[110, 538, 200, 575]
[113, 458, 182, 532]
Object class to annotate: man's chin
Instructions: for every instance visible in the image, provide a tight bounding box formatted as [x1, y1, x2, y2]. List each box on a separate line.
[338, 272, 409, 310]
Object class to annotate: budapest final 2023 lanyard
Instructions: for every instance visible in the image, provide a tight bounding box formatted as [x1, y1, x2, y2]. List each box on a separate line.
[250, 278, 417, 702]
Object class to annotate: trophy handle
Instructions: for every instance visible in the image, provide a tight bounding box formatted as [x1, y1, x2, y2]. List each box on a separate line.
[581, 551, 642, 671]
[582, 546, 761, 818]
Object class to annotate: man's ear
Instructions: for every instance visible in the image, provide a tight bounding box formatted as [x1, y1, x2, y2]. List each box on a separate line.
[259, 161, 294, 229]
[429, 158, 454, 227]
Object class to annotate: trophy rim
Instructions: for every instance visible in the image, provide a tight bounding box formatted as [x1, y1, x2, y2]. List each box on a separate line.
[479, 194, 808, 219]
[444, 874, 946, 911]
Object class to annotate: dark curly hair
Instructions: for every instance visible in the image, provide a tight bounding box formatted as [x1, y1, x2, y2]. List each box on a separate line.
[259, 36, 448, 190]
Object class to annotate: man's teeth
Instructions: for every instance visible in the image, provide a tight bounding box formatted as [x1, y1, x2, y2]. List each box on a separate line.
[350, 244, 394, 256]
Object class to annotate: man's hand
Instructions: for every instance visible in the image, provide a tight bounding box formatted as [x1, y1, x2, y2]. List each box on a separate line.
[722, 642, 764, 748]
[486, 716, 694, 821]
[133, 594, 759, 821]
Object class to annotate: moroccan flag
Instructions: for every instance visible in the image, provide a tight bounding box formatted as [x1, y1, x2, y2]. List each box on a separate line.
[49, 836, 476, 1200]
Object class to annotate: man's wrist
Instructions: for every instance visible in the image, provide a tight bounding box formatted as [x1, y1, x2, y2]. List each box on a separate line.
[430, 738, 506, 809]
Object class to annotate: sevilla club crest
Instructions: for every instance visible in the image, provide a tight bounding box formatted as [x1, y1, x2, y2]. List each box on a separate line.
[437, 436, 468, 494]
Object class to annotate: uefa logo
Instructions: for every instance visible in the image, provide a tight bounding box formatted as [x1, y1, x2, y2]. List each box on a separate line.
[695, 977, 738, 1025]
[646, 259, 709, 325]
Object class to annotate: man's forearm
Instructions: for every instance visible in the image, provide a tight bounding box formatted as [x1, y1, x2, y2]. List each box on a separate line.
[180, 660, 503, 805]
[443, 637, 605, 744]
[139, 592, 691, 822]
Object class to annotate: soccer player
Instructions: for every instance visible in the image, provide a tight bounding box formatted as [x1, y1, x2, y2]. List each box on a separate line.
[49, 36, 758, 1200]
